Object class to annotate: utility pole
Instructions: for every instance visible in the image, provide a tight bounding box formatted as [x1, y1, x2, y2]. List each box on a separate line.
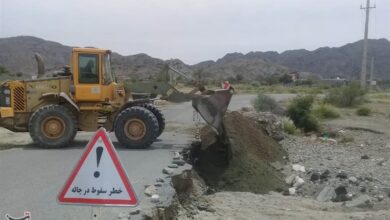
[369, 57, 375, 90]
[360, 0, 376, 89]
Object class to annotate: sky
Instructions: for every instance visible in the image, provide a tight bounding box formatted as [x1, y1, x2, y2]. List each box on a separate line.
[0, 0, 388, 64]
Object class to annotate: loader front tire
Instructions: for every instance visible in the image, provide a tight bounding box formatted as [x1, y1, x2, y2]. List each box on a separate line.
[29, 104, 77, 148]
[141, 104, 165, 137]
[115, 106, 159, 149]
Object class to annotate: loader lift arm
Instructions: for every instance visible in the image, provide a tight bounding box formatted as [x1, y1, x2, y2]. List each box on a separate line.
[168, 65, 233, 134]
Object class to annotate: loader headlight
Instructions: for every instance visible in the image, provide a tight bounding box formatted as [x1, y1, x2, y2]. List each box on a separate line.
[5, 97, 10, 106]
[3, 89, 10, 95]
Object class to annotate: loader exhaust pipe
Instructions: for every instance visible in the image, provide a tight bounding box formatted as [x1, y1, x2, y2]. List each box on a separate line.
[34, 53, 45, 78]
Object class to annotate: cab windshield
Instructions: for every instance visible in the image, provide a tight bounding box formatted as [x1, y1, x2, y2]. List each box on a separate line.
[104, 53, 114, 84]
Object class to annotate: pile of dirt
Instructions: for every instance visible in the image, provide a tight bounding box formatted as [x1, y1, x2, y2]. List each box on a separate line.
[187, 111, 288, 194]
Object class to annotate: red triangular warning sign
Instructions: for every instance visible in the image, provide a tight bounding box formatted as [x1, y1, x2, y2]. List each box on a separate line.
[58, 128, 138, 206]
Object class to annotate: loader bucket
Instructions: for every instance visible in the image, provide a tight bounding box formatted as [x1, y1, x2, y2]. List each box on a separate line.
[192, 89, 233, 134]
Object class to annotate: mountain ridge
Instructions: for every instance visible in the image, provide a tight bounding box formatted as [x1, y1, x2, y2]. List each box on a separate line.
[1, 36, 390, 80]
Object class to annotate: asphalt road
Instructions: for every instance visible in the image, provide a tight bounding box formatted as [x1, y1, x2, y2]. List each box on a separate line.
[0, 94, 294, 219]
[0, 109, 194, 219]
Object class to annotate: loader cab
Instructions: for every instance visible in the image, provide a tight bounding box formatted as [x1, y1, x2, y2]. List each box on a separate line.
[71, 48, 116, 102]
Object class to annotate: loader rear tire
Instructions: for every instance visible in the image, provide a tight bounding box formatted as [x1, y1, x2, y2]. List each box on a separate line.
[141, 104, 165, 137]
[29, 104, 77, 148]
[115, 106, 159, 149]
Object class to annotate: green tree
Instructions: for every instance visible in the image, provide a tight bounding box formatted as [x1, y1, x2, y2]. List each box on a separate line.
[235, 74, 244, 82]
[263, 74, 279, 85]
[279, 73, 293, 84]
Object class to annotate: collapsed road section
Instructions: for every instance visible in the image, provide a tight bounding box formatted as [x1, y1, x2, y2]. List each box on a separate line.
[187, 111, 288, 194]
[142, 110, 290, 219]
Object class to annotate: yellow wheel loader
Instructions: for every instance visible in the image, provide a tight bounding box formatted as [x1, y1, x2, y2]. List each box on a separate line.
[0, 48, 232, 148]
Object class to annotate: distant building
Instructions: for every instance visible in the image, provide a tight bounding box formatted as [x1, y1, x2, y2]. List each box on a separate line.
[289, 72, 300, 81]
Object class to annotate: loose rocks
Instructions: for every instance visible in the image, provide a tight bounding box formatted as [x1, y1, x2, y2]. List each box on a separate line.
[316, 186, 336, 202]
[130, 209, 141, 215]
[292, 164, 306, 172]
[285, 174, 297, 186]
[310, 172, 321, 182]
[241, 111, 284, 141]
[163, 168, 174, 175]
[156, 178, 165, 183]
[173, 152, 181, 160]
[118, 212, 131, 220]
[172, 159, 186, 166]
[336, 171, 348, 179]
[288, 187, 296, 195]
[332, 186, 351, 202]
[168, 164, 179, 169]
[377, 195, 385, 201]
[151, 194, 160, 203]
[320, 169, 331, 180]
[144, 185, 157, 196]
[293, 176, 305, 188]
[348, 176, 358, 184]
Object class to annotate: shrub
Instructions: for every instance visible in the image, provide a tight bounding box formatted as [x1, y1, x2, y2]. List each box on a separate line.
[356, 107, 371, 116]
[251, 93, 283, 115]
[279, 73, 293, 84]
[313, 104, 340, 119]
[287, 95, 319, 132]
[283, 119, 298, 135]
[263, 74, 280, 85]
[324, 84, 366, 107]
[236, 74, 244, 82]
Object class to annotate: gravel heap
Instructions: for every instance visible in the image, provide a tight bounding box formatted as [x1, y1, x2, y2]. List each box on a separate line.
[188, 111, 288, 194]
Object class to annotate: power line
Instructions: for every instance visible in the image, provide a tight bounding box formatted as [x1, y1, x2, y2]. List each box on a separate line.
[360, 0, 376, 89]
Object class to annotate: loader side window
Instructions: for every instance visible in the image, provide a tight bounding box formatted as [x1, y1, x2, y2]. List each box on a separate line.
[103, 54, 113, 84]
[79, 54, 99, 84]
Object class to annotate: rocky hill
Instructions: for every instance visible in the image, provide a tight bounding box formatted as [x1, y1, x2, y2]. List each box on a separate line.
[1, 36, 390, 80]
[193, 53, 291, 81]
[0, 36, 72, 75]
[239, 39, 390, 80]
[0, 36, 291, 81]
[0, 36, 168, 79]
